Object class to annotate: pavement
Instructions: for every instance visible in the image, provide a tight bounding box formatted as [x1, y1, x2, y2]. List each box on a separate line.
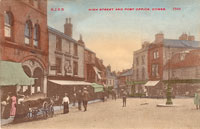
[1, 99, 102, 126]
[2, 98, 200, 129]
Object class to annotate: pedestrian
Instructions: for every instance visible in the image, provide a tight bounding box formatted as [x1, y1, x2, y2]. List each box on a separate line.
[194, 89, 200, 110]
[3, 93, 12, 119]
[72, 92, 77, 106]
[62, 93, 70, 114]
[10, 93, 17, 116]
[77, 90, 83, 111]
[122, 90, 127, 107]
[112, 89, 116, 100]
[101, 91, 105, 102]
[82, 88, 89, 112]
[14, 96, 27, 123]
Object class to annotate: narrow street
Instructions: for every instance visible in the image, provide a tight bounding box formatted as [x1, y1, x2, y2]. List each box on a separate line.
[2, 98, 200, 129]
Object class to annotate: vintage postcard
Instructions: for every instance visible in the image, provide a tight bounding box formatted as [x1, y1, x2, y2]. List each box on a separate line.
[1, 0, 200, 129]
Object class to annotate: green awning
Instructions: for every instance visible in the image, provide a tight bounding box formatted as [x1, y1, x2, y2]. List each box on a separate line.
[91, 83, 104, 93]
[126, 81, 146, 85]
[0, 61, 35, 86]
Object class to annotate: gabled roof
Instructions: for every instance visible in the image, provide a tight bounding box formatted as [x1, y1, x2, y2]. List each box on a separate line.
[163, 39, 200, 48]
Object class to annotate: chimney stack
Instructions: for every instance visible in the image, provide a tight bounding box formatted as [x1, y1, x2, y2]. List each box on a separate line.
[188, 35, 195, 41]
[155, 33, 164, 43]
[142, 41, 150, 48]
[179, 33, 188, 40]
[78, 34, 85, 46]
[64, 17, 73, 37]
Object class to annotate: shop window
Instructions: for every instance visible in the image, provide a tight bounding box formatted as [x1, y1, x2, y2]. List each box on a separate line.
[24, 20, 32, 45]
[4, 11, 13, 39]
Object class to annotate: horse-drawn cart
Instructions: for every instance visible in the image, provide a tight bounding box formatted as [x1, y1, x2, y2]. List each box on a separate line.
[14, 94, 54, 123]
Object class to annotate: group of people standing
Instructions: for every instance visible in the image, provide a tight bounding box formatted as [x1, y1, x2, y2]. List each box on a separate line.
[62, 87, 89, 114]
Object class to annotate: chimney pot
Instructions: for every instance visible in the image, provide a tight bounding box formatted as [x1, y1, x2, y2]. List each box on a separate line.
[155, 33, 164, 43]
[64, 17, 73, 37]
[66, 18, 69, 23]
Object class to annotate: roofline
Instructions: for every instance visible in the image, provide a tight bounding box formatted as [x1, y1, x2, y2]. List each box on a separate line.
[48, 26, 78, 43]
[85, 48, 95, 54]
[164, 39, 200, 42]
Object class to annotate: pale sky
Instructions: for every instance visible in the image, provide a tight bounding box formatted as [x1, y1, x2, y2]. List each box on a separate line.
[48, 0, 200, 72]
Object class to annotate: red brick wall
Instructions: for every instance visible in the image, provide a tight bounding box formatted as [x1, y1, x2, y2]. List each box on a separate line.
[0, 0, 48, 70]
[148, 43, 163, 80]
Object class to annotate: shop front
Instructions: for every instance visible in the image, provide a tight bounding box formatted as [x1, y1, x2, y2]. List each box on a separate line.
[0, 61, 35, 117]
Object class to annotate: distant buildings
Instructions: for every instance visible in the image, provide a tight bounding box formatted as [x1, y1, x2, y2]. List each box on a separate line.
[105, 65, 117, 90]
[118, 68, 133, 94]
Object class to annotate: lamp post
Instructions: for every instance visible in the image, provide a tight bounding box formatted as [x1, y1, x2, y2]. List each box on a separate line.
[166, 46, 173, 105]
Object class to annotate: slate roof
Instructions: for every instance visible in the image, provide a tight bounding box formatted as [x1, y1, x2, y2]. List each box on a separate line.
[48, 26, 78, 43]
[163, 39, 200, 48]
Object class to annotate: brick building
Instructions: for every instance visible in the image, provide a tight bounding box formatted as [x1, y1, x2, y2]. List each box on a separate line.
[118, 69, 133, 94]
[163, 49, 200, 96]
[0, 0, 48, 95]
[95, 57, 107, 85]
[146, 33, 200, 97]
[84, 48, 96, 83]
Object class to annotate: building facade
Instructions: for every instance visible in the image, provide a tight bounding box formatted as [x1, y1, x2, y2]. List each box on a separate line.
[146, 33, 200, 97]
[47, 18, 86, 98]
[118, 69, 133, 95]
[0, 0, 48, 95]
[84, 48, 96, 83]
[133, 41, 149, 94]
[163, 49, 200, 96]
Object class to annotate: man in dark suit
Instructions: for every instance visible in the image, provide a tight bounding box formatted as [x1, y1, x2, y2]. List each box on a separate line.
[82, 88, 89, 112]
